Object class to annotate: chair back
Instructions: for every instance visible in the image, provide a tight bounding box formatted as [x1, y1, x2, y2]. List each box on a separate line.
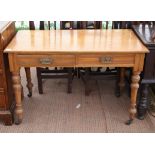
[29, 21, 56, 30]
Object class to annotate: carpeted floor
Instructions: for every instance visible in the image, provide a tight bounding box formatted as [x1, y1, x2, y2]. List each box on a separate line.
[0, 68, 155, 132]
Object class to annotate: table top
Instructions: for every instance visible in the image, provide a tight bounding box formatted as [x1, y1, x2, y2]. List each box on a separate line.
[132, 25, 155, 47]
[4, 29, 149, 54]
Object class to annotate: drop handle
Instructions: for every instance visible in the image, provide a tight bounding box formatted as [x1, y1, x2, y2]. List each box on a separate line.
[100, 56, 112, 63]
[40, 58, 52, 65]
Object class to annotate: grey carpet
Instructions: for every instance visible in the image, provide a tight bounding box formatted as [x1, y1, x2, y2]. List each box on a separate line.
[0, 68, 155, 132]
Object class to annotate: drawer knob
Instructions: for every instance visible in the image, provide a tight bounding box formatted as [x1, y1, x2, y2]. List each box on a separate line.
[100, 56, 112, 63]
[40, 58, 52, 65]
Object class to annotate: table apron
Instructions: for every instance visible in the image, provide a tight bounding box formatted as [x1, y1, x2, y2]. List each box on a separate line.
[9, 53, 141, 69]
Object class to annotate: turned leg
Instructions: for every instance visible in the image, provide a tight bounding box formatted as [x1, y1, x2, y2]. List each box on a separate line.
[115, 67, 125, 97]
[12, 72, 23, 125]
[67, 68, 73, 94]
[126, 71, 140, 125]
[25, 67, 33, 97]
[137, 83, 149, 120]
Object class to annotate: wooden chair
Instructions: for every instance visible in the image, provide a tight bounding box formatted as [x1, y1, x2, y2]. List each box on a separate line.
[60, 21, 74, 29]
[29, 21, 74, 94]
[79, 21, 102, 29]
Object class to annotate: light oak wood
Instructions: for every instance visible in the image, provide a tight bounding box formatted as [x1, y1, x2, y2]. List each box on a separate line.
[76, 54, 135, 67]
[4, 30, 148, 54]
[130, 71, 141, 119]
[12, 72, 23, 124]
[4, 30, 149, 125]
[16, 54, 76, 67]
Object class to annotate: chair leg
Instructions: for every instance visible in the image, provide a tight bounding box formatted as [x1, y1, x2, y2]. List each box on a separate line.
[67, 68, 73, 94]
[115, 68, 121, 97]
[85, 68, 91, 96]
[119, 67, 125, 93]
[115, 67, 125, 97]
[36, 67, 43, 94]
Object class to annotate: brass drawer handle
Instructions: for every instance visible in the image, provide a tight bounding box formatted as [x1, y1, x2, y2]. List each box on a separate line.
[40, 58, 52, 65]
[100, 56, 112, 63]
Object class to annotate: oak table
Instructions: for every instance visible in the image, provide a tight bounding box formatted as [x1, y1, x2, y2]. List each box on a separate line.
[4, 30, 148, 125]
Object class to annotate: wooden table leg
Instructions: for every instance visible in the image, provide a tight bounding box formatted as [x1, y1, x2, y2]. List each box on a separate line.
[126, 71, 140, 125]
[25, 67, 33, 97]
[12, 72, 23, 124]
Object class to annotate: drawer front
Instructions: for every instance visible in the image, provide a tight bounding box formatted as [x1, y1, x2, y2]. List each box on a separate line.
[76, 54, 135, 67]
[16, 54, 76, 67]
[0, 90, 6, 109]
[1, 22, 15, 49]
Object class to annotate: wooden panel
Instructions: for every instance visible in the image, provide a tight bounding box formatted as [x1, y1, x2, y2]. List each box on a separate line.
[0, 22, 15, 124]
[0, 92, 6, 109]
[16, 54, 76, 67]
[0, 74, 4, 88]
[1, 22, 16, 49]
[76, 54, 135, 67]
[0, 54, 3, 69]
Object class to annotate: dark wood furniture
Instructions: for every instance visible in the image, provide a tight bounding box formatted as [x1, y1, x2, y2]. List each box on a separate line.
[79, 21, 102, 29]
[29, 21, 73, 94]
[60, 21, 74, 29]
[0, 21, 16, 125]
[4, 29, 148, 125]
[132, 23, 155, 119]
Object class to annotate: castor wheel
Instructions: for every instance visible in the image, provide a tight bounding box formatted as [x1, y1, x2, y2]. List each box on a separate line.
[115, 91, 121, 97]
[14, 114, 22, 125]
[15, 119, 22, 125]
[137, 115, 145, 120]
[27, 92, 32, 97]
[125, 119, 133, 125]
